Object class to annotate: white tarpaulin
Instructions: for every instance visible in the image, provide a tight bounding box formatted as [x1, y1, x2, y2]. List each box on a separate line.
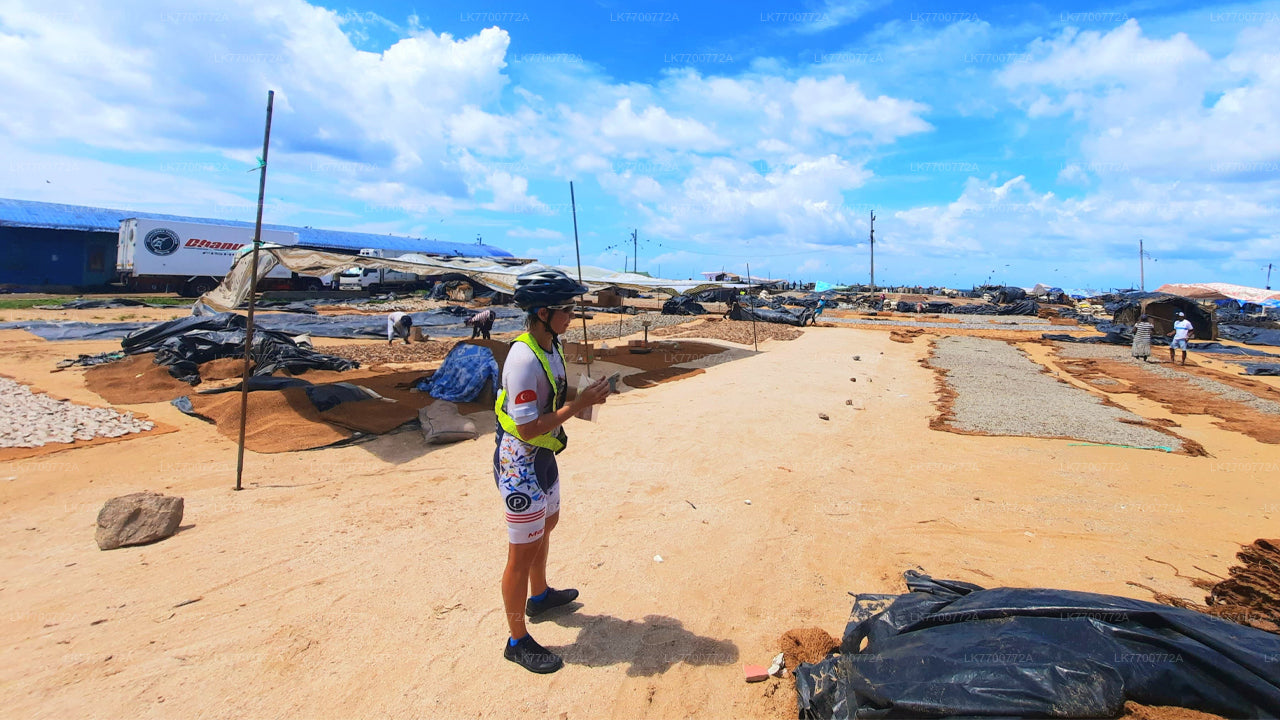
[198, 245, 734, 311]
[1154, 282, 1280, 305]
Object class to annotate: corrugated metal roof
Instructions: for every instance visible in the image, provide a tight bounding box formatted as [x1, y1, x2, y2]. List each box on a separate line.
[0, 197, 512, 257]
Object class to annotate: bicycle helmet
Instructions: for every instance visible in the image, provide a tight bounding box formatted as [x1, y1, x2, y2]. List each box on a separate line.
[513, 268, 588, 309]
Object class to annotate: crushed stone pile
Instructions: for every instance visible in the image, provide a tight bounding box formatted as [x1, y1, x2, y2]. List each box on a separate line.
[560, 313, 696, 343]
[652, 318, 803, 344]
[315, 340, 462, 365]
[928, 336, 1182, 451]
[0, 377, 154, 448]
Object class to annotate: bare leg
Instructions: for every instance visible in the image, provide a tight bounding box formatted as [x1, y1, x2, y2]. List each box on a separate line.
[503, 540, 544, 640]
[529, 511, 559, 598]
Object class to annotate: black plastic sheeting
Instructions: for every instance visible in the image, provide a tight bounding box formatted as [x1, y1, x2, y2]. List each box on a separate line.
[889, 300, 1041, 316]
[0, 306, 526, 341]
[1244, 364, 1280, 376]
[662, 296, 708, 315]
[728, 302, 812, 326]
[121, 313, 359, 384]
[1219, 324, 1280, 347]
[795, 571, 1280, 719]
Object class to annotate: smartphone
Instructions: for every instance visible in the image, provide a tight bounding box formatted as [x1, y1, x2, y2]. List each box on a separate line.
[607, 372, 622, 393]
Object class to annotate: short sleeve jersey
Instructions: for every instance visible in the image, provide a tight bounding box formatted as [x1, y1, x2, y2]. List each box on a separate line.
[1173, 319, 1193, 340]
[501, 340, 566, 425]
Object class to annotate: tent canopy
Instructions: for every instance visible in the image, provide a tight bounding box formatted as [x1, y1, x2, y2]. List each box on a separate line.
[199, 245, 735, 312]
[1155, 282, 1280, 305]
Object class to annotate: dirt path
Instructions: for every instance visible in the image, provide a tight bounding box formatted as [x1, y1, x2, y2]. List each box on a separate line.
[0, 327, 1277, 718]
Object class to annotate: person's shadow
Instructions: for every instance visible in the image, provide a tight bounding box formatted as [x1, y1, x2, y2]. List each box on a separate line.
[531, 606, 739, 676]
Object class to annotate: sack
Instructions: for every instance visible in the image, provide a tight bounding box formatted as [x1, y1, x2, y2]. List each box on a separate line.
[419, 401, 479, 444]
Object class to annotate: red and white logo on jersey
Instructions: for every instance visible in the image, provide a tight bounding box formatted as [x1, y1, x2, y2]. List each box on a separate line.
[514, 389, 538, 404]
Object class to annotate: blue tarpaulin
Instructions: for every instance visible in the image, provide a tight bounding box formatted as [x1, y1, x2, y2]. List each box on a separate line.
[416, 343, 499, 403]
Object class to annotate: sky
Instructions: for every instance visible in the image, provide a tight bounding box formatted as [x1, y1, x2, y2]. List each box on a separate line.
[1, 0, 1279, 290]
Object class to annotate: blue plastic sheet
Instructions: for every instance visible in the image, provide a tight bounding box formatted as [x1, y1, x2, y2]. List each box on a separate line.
[417, 343, 499, 403]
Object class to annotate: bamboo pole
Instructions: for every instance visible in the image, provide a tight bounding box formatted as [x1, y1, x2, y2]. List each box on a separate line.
[235, 90, 275, 491]
[569, 182, 592, 376]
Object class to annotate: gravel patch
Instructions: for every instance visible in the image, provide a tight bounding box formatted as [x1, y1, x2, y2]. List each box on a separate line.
[0, 377, 155, 448]
[1052, 342, 1280, 415]
[929, 336, 1180, 450]
[828, 316, 1065, 332]
[1052, 344, 1132, 360]
[1140, 362, 1280, 415]
[560, 313, 696, 343]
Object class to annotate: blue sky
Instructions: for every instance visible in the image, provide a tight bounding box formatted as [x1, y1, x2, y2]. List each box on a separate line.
[2, 0, 1279, 289]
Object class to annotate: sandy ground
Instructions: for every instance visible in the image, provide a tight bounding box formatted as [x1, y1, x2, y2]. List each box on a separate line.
[1, 320, 1279, 719]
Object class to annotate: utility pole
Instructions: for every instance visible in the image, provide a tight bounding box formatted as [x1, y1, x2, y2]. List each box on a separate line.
[632, 229, 638, 274]
[869, 210, 876, 293]
[1139, 238, 1145, 292]
[1267, 263, 1273, 290]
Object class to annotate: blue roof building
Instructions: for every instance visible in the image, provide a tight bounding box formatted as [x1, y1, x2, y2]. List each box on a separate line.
[0, 197, 512, 290]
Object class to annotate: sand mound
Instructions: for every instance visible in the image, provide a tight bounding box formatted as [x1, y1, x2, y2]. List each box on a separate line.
[1122, 702, 1228, 719]
[319, 399, 420, 435]
[187, 388, 352, 453]
[199, 357, 252, 381]
[83, 354, 192, 404]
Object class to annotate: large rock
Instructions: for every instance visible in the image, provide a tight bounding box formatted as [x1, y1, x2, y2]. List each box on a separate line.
[95, 492, 184, 550]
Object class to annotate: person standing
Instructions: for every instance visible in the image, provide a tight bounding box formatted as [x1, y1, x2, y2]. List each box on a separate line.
[466, 308, 496, 340]
[1132, 313, 1155, 362]
[387, 311, 413, 345]
[1169, 311, 1194, 365]
[493, 268, 612, 674]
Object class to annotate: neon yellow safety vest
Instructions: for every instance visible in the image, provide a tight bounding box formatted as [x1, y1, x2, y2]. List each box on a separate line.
[495, 332, 567, 453]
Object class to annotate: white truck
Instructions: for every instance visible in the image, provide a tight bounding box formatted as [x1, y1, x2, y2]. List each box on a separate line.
[117, 218, 330, 297]
[336, 248, 430, 293]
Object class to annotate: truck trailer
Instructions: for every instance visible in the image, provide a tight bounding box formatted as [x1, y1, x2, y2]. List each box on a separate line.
[116, 218, 330, 297]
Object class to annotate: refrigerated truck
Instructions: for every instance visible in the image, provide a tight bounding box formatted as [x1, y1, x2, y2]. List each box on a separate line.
[116, 218, 331, 297]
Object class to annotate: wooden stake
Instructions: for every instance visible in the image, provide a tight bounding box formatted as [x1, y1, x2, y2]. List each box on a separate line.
[569, 182, 591, 376]
[235, 90, 274, 491]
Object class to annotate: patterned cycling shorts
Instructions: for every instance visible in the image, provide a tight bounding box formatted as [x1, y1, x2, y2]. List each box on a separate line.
[494, 432, 560, 544]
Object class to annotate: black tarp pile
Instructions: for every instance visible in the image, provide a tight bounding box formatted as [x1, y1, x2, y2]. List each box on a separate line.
[1244, 363, 1280, 376]
[796, 571, 1280, 719]
[661, 295, 707, 315]
[1218, 324, 1280, 347]
[896, 300, 1041, 316]
[122, 313, 359, 384]
[728, 302, 812, 326]
[7, 305, 526, 341]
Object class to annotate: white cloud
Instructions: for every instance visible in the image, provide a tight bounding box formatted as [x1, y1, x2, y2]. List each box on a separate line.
[506, 227, 564, 240]
[1001, 19, 1280, 177]
[791, 76, 933, 141]
[598, 99, 726, 151]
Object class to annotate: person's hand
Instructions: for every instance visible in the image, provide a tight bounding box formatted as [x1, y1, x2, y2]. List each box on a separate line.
[575, 376, 612, 410]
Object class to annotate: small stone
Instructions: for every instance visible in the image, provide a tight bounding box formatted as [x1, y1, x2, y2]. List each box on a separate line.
[653, 555, 663, 563]
[845, 399, 852, 405]
[818, 413, 829, 421]
[744, 499, 752, 505]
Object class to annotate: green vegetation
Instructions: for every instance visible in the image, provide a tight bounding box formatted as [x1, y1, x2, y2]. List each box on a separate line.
[0, 296, 191, 309]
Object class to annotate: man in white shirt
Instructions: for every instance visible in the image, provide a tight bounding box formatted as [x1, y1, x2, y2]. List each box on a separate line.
[387, 311, 413, 345]
[1169, 311, 1194, 365]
